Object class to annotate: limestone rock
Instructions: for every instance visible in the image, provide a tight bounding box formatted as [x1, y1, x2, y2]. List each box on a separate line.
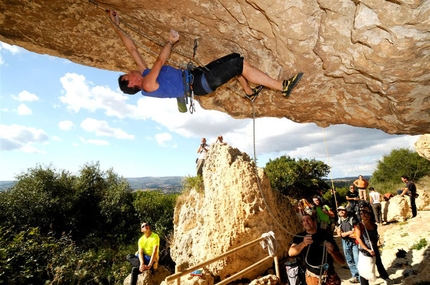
[1, 0, 430, 135]
[170, 144, 301, 282]
[123, 266, 171, 285]
[385, 196, 410, 222]
[415, 135, 430, 161]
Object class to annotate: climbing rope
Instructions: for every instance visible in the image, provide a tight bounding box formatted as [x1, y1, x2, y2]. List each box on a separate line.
[248, 98, 306, 239]
[322, 127, 338, 209]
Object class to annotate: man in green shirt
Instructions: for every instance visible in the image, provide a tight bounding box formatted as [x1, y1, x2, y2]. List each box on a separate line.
[127, 222, 160, 285]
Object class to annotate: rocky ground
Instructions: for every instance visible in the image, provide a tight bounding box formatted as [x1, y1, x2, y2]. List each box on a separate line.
[334, 211, 430, 285]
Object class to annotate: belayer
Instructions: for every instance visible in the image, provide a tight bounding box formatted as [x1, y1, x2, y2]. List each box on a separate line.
[107, 11, 303, 101]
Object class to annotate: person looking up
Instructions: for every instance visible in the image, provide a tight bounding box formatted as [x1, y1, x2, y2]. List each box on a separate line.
[354, 205, 390, 284]
[346, 185, 360, 221]
[336, 206, 359, 283]
[127, 222, 160, 285]
[289, 214, 345, 285]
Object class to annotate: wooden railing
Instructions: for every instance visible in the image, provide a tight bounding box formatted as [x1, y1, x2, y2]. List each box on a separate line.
[165, 232, 279, 285]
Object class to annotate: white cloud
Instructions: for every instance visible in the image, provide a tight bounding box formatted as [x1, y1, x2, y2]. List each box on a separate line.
[13, 90, 39, 102]
[0, 42, 20, 54]
[17, 104, 32, 115]
[59, 73, 143, 119]
[80, 118, 134, 140]
[0, 124, 48, 153]
[55, 71, 418, 179]
[155, 132, 177, 148]
[79, 137, 110, 146]
[52, 136, 62, 141]
[59, 120, 75, 131]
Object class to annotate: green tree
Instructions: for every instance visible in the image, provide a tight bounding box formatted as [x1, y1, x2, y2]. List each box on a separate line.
[132, 190, 177, 248]
[371, 148, 430, 188]
[264, 155, 330, 199]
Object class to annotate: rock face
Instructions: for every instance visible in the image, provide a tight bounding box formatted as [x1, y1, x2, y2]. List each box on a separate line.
[1, 0, 429, 135]
[170, 144, 301, 282]
[415, 134, 430, 161]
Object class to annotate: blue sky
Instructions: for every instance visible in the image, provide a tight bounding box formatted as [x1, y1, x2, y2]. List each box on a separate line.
[0, 42, 419, 181]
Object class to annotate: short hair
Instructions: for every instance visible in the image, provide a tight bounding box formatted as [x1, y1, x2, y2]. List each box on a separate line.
[302, 213, 316, 221]
[401, 175, 409, 180]
[118, 75, 140, 95]
[369, 187, 375, 191]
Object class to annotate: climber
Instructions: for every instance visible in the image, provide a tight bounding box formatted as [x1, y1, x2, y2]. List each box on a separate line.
[107, 10, 304, 102]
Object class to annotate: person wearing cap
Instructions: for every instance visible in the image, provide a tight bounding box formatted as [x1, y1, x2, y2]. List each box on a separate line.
[127, 222, 160, 285]
[336, 206, 360, 283]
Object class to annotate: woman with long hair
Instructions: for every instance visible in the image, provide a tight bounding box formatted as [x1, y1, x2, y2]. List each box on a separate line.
[354, 204, 390, 284]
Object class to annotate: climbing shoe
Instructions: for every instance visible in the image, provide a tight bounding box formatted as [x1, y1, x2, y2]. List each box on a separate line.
[244, 85, 263, 102]
[282, 72, 303, 98]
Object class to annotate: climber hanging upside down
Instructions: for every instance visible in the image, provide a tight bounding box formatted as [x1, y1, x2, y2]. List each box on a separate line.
[107, 10, 303, 101]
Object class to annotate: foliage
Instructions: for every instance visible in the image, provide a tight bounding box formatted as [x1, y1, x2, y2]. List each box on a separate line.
[371, 148, 430, 192]
[264, 155, 330, 200]
[181, 175, 204, 193]
[0, 162, 178, 284]
[132, 190, 177, 248]
[411, 238, 428, 251]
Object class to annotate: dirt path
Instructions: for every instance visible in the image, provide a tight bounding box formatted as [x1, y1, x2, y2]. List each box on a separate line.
[334, 211, 430, 285]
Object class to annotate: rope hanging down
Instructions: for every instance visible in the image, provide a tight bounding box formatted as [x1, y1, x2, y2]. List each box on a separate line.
[88, 0, 204, 68]
[248, 98, 306, 239]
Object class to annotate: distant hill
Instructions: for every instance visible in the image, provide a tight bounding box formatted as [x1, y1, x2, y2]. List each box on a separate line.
[0, 175, 369, 192]
[0, 176, 184, 193]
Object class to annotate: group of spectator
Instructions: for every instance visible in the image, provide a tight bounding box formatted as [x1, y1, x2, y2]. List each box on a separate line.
[289, 174, 418, 285]
[124, 174, 417, 285]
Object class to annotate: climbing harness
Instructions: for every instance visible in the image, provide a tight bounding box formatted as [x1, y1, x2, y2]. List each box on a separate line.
[305, 242, 329, 285]
[88, 0, 203, 114]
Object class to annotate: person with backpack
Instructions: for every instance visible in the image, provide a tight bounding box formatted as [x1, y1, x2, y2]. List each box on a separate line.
[312, 196, 335, 235]
[336, 206, 359, 283]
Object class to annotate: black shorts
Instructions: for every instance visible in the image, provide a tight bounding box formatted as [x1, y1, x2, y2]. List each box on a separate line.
[191, 53, 244, 95]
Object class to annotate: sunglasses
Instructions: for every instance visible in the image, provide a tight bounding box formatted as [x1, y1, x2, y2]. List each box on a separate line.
[141, 224, 148, 228]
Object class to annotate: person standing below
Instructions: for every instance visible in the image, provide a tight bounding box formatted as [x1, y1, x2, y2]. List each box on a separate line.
[353, 175, 369, 201]
[346, 185, 360, 221]
[128, 222, 160, 285]
[289, 214, 345, 285]
[355, 205, 390, 284]
[336, 206, 360, 283]
[312, 196, 334, 235]
[196, 138, 209, 176]
[399, 175, 418, 218]
[368, 187, 382, 225]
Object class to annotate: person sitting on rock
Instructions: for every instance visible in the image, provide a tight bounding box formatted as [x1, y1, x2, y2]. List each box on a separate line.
[107, 10, 303, 101]
[126, 222, 160, 285]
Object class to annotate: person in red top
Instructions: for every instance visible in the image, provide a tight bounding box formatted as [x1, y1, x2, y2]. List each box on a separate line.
[353, 175, 369, 201]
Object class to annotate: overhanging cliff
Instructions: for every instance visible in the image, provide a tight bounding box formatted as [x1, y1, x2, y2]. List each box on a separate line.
[1, 0, 429, 134]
